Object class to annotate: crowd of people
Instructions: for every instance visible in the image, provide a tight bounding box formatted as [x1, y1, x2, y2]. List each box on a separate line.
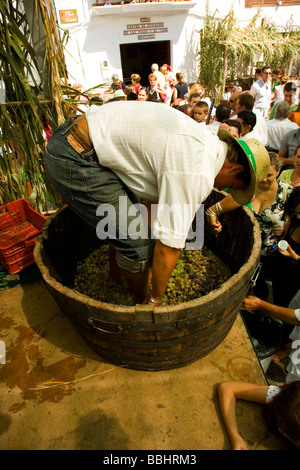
[45, 62, 300, 449]
[91, 64, 300, 140]
[197, 66, 299, 449]
[94, 64, 213, 121]
[105, 64, 300, 301]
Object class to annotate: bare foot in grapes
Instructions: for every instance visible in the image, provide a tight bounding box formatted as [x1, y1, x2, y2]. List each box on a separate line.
[108, 275, 126, 288]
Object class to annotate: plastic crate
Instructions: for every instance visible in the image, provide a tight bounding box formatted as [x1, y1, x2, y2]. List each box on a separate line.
[0, 199, 47, 274]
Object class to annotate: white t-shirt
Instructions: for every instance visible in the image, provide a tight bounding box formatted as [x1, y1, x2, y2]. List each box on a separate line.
[206, 121, 220, 135]
[153, 70, 166, 89]
[274, 85, 284, 104]
[86, 102, 227, 248]
[250, 78, 272, 117]
[252, 111, 268, 146]
[267, 118, 299, 150]
[232, 110, 268, 145]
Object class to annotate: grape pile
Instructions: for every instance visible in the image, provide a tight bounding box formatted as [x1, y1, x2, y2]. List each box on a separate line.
[163, 247, 231, 305]
[74, 245, 135, 306]
[73, 244, 232, 306]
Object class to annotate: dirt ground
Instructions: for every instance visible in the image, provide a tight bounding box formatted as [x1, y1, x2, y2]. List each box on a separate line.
[1, 265, 289, 388]
[1, 278, 293, 450]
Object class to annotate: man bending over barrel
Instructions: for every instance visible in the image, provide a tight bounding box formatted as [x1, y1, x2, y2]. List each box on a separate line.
[45, 101, 270, 305]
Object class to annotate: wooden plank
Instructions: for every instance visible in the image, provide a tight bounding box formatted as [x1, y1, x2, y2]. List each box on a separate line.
[245, 0, 299, 7]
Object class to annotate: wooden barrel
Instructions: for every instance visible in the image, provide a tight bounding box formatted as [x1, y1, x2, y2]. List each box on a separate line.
[33, 191, 261, 371]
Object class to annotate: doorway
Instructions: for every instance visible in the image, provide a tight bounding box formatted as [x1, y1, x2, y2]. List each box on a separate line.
[120, 40, 171, 86]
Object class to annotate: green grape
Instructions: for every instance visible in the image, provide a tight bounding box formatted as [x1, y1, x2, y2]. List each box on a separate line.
[73, 244, 232, 306]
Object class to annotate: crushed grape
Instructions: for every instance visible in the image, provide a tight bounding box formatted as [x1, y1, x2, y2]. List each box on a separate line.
[73, 245, 232, 306]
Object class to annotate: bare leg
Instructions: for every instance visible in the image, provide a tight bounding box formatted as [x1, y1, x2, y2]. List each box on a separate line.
[121, 268, 151, 304]
[109, 247, 151, 302]
[108, 247, 125, 286]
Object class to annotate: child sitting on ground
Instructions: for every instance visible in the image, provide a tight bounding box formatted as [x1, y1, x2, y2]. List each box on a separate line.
[218, 380, 300, 450]
[193, 101, 209, 124]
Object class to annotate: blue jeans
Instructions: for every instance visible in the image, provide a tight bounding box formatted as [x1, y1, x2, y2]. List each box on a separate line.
[44, 120, 155, 271]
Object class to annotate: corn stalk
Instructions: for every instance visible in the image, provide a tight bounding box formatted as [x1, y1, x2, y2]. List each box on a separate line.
[0, 0, 68, 211]
[199, 9, 236, 103]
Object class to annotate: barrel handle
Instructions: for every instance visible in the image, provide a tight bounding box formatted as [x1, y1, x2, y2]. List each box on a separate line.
[249, 262, 263, 288]
[88, 317, 122, 334]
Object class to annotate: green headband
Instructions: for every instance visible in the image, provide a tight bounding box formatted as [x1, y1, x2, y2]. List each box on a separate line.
[237, 140, 257, 174]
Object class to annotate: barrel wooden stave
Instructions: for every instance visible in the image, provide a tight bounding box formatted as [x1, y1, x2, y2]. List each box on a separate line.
[34, 191, 261, 371]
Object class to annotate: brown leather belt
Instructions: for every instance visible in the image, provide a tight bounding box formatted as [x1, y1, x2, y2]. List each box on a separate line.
[67, 114, 93, 152]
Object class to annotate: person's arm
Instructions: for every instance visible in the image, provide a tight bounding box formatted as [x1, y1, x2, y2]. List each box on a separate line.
[141, 202, 180, 304]
[241, 295, 300, 326]
[218, 381, 268, 450]
[280, 215, 291, 239]
[278, 242, 300, 262]
[148, 240, 180, 304]
[278, 149, 295, 167]
[270, 89, 277, 103]
[206, 194, 241, 235]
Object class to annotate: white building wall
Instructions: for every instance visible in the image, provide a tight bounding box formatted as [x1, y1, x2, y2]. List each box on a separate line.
[204, 0, 300, 28]
[53, 0, 300, 91]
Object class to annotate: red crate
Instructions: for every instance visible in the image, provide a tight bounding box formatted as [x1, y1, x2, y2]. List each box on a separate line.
[0, 199, 47, 274]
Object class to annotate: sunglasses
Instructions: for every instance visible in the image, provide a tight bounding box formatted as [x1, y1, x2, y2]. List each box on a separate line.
[263, 71, 272, 74]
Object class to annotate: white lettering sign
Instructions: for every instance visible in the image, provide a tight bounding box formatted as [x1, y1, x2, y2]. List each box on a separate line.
[123, 18, 168, 40]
